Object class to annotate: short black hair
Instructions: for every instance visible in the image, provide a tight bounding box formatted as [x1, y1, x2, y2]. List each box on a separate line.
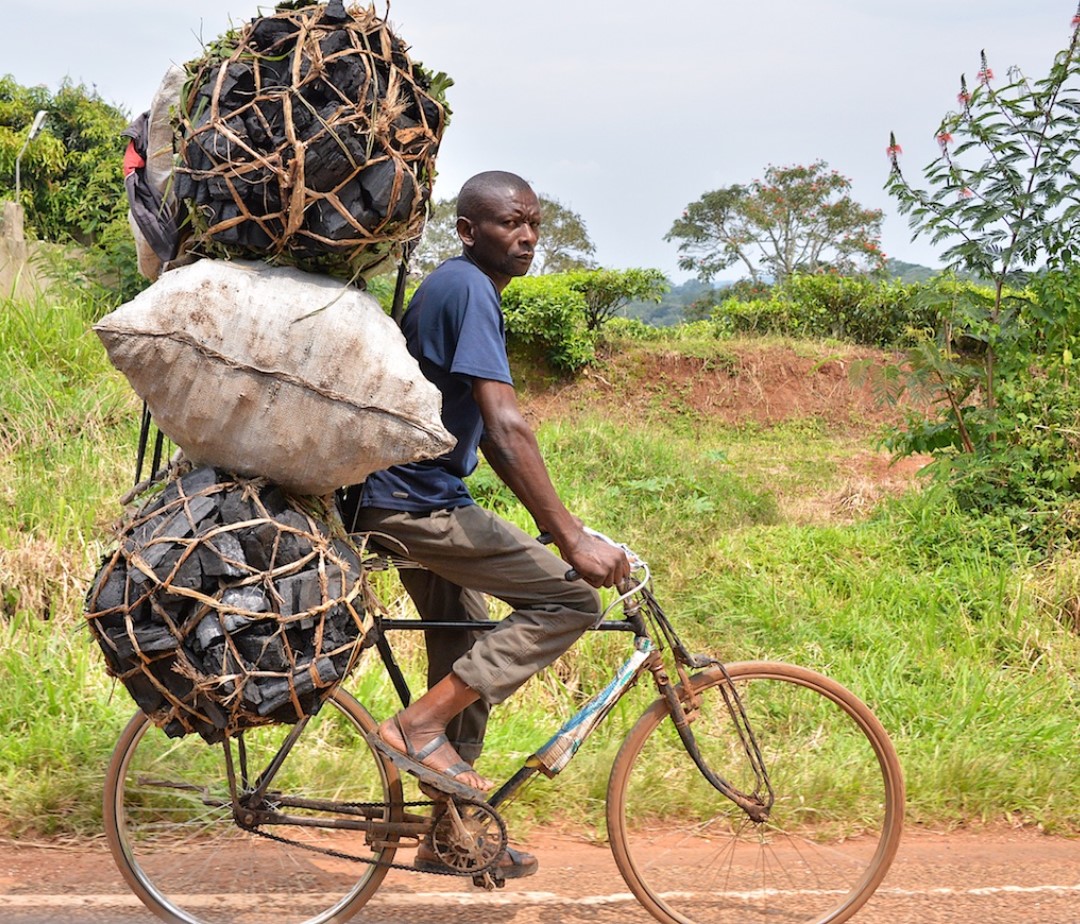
[457, 171, 534, 221]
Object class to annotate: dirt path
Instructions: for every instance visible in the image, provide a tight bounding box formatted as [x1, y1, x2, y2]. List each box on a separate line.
[0, 828, 1076, 923]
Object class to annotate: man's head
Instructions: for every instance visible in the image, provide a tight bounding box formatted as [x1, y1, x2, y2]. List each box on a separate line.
[456, 171, 541, 293]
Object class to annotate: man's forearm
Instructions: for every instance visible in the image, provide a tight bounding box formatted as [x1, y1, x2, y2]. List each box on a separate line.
[480, 426, 579, 547]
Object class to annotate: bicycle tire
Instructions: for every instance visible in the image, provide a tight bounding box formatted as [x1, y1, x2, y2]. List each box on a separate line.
[104, 689, 402, 924]
[607, 661, 904, 924]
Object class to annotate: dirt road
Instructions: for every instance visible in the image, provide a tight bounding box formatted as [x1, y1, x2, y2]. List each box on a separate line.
[0, 828, 1076, 923]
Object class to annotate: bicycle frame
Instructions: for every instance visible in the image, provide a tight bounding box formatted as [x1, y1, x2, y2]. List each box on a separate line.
[214, 553, 774, 843]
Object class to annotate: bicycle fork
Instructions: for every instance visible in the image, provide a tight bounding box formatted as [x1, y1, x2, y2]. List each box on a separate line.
[652, 656, 774, 823]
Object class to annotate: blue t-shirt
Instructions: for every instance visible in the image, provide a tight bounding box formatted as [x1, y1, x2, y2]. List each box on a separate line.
[360, 256, 513, 511]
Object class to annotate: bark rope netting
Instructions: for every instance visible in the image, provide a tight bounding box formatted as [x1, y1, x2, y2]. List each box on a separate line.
[173, 0, 448, 276]
[86, 465, 374, 743]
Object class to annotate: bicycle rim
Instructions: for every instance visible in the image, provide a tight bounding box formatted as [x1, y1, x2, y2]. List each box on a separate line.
[607, 661, 904, 924]
[104, 690, 401, 924]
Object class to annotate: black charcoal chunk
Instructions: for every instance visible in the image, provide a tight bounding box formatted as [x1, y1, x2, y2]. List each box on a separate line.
[195, 613, 225, 650]
[236, 631, 288, 672]
[89, 565, 127, 613]
[198, 532, 247, 577]
[171, 552, 203, 591]
[222, 611, 255, 633]
[249, 17, 300, 53]
[319, 0, 349, 25]
[138, 624, 180, 655]
[221, 586, 269, 613]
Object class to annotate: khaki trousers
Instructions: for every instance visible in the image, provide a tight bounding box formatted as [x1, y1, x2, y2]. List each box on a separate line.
[351, 504, 600, 763]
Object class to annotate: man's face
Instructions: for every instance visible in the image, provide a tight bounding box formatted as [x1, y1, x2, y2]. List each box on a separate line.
[458, 188, 541, 290]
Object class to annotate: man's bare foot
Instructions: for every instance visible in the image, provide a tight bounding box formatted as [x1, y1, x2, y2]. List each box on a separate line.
[378, 714, 494, 791]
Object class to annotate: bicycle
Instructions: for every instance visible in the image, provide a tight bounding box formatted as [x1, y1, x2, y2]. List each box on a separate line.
[103, 533, 905, 924]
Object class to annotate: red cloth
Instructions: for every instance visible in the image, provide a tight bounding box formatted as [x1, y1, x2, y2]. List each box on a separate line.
[123, 140, 146, 177]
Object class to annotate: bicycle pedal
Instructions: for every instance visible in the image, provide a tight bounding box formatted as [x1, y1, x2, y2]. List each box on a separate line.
[473, 870, 504, 890]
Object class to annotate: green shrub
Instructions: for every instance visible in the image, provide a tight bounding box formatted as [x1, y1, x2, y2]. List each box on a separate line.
[502, 274, 596, 373]
[713, 273, 962, 347]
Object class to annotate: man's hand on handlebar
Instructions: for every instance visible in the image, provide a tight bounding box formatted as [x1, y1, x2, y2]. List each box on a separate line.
[561, 528, 632, 589]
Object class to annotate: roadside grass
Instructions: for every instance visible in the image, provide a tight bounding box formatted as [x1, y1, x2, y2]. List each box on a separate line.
[0, 297, 1078, 839]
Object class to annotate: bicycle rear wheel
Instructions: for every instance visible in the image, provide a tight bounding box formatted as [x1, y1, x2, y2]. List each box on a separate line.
[607, 661, 904, 924]
[104, 689, 402, 924]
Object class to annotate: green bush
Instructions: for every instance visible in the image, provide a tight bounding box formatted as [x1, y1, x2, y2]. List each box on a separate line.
[501, 274, 596, 373]
[712, 273, 958, 347]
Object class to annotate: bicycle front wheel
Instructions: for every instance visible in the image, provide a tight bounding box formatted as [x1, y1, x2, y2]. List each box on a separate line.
[607, 661, 904, 924]
[104, 689, 402, 924]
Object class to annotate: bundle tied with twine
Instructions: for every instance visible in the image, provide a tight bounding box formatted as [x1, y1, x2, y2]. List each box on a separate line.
[86, 464, 375, 743]
[173, 0, 450, 277]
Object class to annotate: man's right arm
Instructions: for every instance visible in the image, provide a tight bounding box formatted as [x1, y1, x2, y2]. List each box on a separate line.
[473, 378, 629, 588]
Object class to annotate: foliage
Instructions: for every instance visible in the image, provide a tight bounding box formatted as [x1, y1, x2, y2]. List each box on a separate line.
[410, 193, 596, 277]
[565, 267, 667, 332]
[0, 75, 139, 303]
[621, 277, 715, 327]
[500, 268, 667, 369]
[501, 273, 596, 373]
[410, 196, 460, 276]
[883, 12, 1080, 544]
[532, 194, 596, 274]
[711, 273, 936, 346]
[666, 161, 885, 284]
[2, 290, 1080, 835]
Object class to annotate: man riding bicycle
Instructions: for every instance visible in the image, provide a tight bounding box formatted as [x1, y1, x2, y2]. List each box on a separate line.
[343, 170, 630, 877]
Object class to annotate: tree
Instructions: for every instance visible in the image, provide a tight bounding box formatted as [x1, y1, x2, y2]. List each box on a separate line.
[410, 192, 596, 276]
[666, 161, 885, 284]
[410, 197, 459, 275]
[567, 268, 667, 331]
[879, 14, 1080, 543]
[1, 76, 129, 245]
[1, 75, 138, 300]
[533, 195, 596, 274]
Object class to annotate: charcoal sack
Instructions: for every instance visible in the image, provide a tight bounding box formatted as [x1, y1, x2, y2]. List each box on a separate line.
[175, 0, 449, 277]
[86, 465, 372, 742]
[94, 258, 456, 496]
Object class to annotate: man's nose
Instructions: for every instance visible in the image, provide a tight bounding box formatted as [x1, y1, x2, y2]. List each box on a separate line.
[520, 223, 538, 247]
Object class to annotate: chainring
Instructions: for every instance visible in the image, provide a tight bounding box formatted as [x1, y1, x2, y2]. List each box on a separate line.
[428, 798, 507, 875]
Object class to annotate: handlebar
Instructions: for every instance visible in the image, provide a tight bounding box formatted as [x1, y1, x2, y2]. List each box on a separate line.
[536, 528, 648, 613]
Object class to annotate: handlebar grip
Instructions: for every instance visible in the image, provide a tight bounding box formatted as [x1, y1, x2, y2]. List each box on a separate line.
[537, 534, 581, 581]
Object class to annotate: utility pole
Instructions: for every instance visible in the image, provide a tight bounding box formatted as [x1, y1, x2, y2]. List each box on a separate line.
[14, 110, 48, 207]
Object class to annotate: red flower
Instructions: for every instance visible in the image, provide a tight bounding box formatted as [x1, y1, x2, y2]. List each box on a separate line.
[958, 90, 971, 106]
[937, 132, 953, 148]
[1072, 14, 1080, 26]
[886, 142, 903, 158]
[959, 187, 975, 199]
[978, 67, 994, 85]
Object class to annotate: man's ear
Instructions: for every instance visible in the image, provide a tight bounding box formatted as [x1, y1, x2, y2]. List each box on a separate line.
[456, 215, 475, 247]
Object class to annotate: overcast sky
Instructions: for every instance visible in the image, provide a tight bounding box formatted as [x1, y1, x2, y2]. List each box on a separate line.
[4, 1, 1076, 281]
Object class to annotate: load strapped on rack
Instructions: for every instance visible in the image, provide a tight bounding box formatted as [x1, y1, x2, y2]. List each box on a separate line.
[173, 0, 449, 276]
[86, 465, 373, 743]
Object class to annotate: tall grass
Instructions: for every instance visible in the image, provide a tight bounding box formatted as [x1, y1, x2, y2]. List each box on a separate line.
[1, 295, 1078, 838]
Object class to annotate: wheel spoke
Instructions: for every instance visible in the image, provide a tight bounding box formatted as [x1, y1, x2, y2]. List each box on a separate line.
[104, 691, 401, 924]
[608, 662, 904, 924]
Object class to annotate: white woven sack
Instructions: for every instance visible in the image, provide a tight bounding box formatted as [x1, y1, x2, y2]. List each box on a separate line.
[96, 260, 455, 495]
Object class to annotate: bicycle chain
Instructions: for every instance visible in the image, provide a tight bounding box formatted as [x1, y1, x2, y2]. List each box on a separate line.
[247, 798, 501, 878]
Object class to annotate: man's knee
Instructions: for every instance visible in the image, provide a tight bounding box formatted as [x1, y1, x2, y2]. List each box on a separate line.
[563, 583, 602, 630]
